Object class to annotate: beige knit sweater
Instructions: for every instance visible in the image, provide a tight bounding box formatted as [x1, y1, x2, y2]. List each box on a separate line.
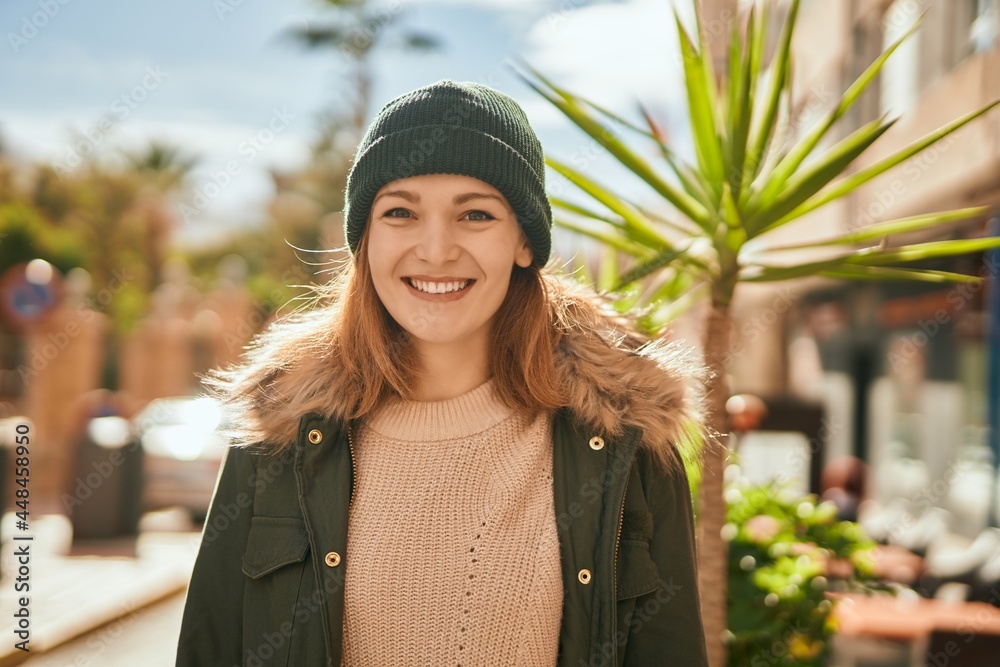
[341, 377, 563, 666]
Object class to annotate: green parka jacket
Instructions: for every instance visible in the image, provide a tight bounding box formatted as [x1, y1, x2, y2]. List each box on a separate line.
[174, 273, 709, 667]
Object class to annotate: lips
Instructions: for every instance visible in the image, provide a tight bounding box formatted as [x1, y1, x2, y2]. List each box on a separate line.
[401, 277, 476, 301]
[404, 277, 474, 292]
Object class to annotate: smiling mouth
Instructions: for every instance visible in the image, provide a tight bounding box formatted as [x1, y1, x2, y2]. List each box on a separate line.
[403, 277, 476, 294]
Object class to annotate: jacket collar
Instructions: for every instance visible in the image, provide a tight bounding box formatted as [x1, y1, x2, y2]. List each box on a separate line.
[207, 271, 705, 468]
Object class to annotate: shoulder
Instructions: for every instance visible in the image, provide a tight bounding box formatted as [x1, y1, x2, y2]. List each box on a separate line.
[632, 441, 697, 522]
[544, 272, 706, 446]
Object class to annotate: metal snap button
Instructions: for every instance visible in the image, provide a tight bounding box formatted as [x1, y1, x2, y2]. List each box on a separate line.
[577, 568, 592, 584]
[308, 429, 323, 445]
[589, 436, 604, 451]
[325, 551, 341, 567]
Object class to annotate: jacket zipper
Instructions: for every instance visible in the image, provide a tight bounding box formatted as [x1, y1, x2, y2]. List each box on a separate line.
[346, 421, 358, 512]
[342, 422, 358, 667]
[612, 472, 629, 604]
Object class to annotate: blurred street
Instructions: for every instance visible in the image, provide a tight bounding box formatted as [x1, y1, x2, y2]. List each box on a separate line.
[3, 0, 1000, 664]
[16, 592, 185, 667]
[0, 514, 197, 667]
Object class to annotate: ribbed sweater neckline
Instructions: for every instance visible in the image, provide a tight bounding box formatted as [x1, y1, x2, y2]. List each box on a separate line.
[365, 376, 515, 442]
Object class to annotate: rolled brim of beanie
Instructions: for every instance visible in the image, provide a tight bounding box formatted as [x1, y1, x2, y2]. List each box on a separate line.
[344, 124, 551, 269]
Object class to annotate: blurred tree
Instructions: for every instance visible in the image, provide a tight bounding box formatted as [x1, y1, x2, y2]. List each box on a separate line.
[0, 201, 84, 275]
[284, 0, 440, 137]
[121, 141, 198, 192]
[68, 166, 149, 335]
[120, 141, 199, 289]
[268, 109, 353, 251]
[0, 156, 147, 390]
[31, 165, 77, 224]
[183, 110, 355, 323]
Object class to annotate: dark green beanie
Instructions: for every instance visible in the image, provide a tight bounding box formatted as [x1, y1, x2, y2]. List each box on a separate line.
[343, 79, 552, 269]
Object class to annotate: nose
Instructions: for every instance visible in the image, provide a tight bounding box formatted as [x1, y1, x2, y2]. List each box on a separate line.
[414, 217, 460, 264]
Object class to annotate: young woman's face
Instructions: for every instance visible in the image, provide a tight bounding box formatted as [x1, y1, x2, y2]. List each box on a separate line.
[366, 173, 533, 348]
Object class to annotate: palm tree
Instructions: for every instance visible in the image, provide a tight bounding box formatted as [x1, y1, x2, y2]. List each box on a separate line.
[515, 1, 1000, 664]
[120, 141, 199, 289]
[284, 0, 439, 137]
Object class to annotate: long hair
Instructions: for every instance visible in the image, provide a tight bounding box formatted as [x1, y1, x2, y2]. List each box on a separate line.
[201, 217, 706, 474]
[333, 221, 565, 418]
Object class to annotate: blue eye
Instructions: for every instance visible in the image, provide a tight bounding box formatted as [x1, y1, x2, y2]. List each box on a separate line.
[381, 208, 412, 218]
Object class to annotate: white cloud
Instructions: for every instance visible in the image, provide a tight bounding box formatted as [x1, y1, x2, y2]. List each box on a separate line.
[522, 0, 688, 112]
[406, 0, 546, 12]
[4, 39, 137, 85]
[1, 111, 314, 246]
[512, 0, 710, 251]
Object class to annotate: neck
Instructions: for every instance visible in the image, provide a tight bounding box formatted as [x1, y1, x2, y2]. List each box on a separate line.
[411, 338, 490, 402]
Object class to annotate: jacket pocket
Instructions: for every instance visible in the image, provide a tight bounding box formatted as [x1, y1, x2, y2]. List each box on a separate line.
[241, 516, 311, 667]
[617, 537, 660, 600]
[242, 516, 310, 578]
[616, 537, 662, 667]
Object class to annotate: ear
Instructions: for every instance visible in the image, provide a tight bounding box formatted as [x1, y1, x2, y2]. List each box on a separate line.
[514, 234, 534, 268]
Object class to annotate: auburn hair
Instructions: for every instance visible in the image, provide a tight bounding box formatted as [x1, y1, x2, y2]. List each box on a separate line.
[305, 219, 566, 422]
[201, 214, 705, 474]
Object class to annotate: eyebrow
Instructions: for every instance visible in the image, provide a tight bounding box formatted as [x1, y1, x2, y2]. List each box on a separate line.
[372, 190, 509, 208]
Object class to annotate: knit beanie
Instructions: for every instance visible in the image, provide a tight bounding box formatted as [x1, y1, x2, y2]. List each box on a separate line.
[342, 79, 552, 269]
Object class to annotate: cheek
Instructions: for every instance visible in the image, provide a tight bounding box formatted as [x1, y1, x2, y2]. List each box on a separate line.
[366, 229, 398, 283]
[481, 259, 516, 299]
[484, 236, 518, 271]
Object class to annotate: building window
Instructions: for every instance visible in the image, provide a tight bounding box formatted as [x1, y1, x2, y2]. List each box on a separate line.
[971, 0, 998, 53]
[879, 0, 922, 117]
[943, 0, 996, 69]
[879, 0, 996, 118]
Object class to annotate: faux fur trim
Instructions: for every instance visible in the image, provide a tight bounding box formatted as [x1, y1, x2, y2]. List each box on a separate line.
[203, 271, 706, 468]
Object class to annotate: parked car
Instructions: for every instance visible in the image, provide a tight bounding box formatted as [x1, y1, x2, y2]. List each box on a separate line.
[134, 395, 228, 522]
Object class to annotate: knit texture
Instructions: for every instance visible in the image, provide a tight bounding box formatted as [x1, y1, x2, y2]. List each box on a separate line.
[342, 377, 563, 666]
[342, 79, 553, 269]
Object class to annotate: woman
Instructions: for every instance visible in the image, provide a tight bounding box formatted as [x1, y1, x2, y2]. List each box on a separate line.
[175, 79, 708, 667]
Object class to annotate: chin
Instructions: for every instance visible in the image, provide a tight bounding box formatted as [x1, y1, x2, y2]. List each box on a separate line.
[407, 330, 469, 345]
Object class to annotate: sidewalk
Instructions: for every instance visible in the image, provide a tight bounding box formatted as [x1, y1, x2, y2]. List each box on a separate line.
[0, 514, 199, 666]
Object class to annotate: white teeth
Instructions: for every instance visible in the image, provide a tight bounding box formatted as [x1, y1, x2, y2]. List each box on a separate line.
[409, 278, 470, 294]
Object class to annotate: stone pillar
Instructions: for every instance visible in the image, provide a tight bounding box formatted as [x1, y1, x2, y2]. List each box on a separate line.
[206, 284, 258, 371]
[22, 304, 108, 512]
[119, 313, 194, 404]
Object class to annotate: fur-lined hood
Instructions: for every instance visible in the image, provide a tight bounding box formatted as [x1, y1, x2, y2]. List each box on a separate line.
[205, 271, 706, 468]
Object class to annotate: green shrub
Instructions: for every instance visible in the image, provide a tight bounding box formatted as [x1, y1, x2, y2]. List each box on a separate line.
[724, 478, 879, 666]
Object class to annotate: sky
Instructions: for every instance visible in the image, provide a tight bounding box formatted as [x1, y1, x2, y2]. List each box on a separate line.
[1, 0, 696, 258]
